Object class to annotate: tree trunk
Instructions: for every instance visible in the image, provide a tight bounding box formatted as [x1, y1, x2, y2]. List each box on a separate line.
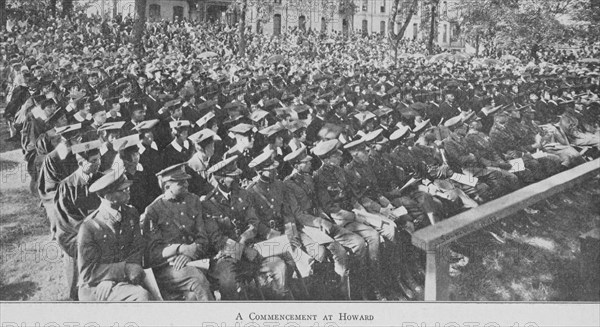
[132, 0, 147, 55]
[388, 0, 418, 65]
[49, 0, 57, 17]
[62, 0, 73, 17]
[0, 0, 6, 32]
[475, 33, 480, 57]
[238, 0, 247, 57]
[427, 3, 437, 55]
[113, 0, 118, 18]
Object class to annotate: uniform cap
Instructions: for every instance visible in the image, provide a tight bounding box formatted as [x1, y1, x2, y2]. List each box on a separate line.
[343, 138, 366, 151]
[206, 155, 242, 176]
[284, 144, 312, 163]
[413, 118, 431, 133]
[156, 163, 191, 182]
[444, 115, 463, 128]
[89, 169, 133, 195]
[362, 128, 385, 143]
[390, 124, 411, 141]
[248, 149, 279, 170]
[311, 139, 341, 158]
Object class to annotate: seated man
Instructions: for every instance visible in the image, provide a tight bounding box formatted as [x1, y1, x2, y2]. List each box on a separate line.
[77, 170, 150, 301]
[312, 139, 391, 300]
[202, 155, 283, 300]
[283, 143, 367, 299]
[141, 163, 228, 301]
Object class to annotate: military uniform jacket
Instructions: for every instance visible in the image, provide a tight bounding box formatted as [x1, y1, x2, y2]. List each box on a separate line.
[344, 159, 380, 199]
[77, 204, 144, 287]
[249, 179, 296, 238]
[464, 131, 507, 167]
[313, 164, 352, 215]
[202, 186, 259, 242]
[442, 134, 480, 171]
[284, 173, 326, 228]
[141, 192, 228, 268]
[54, 170, 102, 256]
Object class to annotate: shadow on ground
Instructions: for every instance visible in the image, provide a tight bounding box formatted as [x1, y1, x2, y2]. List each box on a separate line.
[0, 281, 38, 300]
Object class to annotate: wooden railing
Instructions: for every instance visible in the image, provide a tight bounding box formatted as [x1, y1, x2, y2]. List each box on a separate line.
[411, 158, 600, 301]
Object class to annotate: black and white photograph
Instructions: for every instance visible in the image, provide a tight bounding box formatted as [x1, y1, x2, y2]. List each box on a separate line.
[0, 0, 599, 325]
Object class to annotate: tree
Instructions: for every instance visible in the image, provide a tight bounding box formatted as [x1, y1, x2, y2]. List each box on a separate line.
[388, 0, 419, 62]
[338, 0, 357, 37]
[61, 0, 73, 17]
[426, 0, 439, 55]
[132, 0, 147, 54]
[1, 0, 6, 31]
[238, 0, 248, 56]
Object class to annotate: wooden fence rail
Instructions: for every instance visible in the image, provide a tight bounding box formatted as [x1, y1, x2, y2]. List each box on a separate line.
[411, 158, 600, 301]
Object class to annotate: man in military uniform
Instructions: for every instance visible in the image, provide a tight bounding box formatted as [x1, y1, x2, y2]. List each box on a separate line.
[53, 140, 103, 300]
[202, 155, 281, 300]
[283, 143, 367, 299]
[245, 149, 298, 299]
[77, 170, 150, 301]
[311, 139, 387, 299]
[141, 163, 228, 301]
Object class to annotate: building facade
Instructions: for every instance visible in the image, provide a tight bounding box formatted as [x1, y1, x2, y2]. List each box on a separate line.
[246, 0, 462, 48]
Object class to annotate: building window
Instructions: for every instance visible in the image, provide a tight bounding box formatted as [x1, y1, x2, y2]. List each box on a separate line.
[381, 0, 386, 13]
[149, 4, 161, 22]
[321, 17, 327, 33]
[274, 0, 282, 4]
[380, 21, 385, 35]
[273, 14, 282, 35]
[443, 24, 447, 43]
[299, 16, 306, 31]
[362, 19, 368, 36]
[173, 6, 183, 21]
[362, 0, 368, 12]
[443, 1, 448, 16]
[413, 22, 418, 40]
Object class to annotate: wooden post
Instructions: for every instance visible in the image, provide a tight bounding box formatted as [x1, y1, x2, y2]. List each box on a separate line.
[424, 245, 450, 301]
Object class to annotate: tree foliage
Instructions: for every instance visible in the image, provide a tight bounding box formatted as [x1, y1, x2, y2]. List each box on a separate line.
[457, 0, 596, 54]
[388, 0, 419, 60]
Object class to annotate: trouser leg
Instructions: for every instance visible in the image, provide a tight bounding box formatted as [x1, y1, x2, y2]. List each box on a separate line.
[257, 256, 288, 300]
[79, 283, 151, 301]
[63, 251, 78, 301]
[209, 257, 239, 300]
[154, 265, 214, 301]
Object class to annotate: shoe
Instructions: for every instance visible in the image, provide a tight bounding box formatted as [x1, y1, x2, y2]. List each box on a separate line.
[404, 272, 423, 297]
[373, 288, 388, 301]
[524, 207, 540, 215]
[396, 277, 416, 300]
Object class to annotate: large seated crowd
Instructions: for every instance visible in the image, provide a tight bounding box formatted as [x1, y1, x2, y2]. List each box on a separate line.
[1, 8, 599, 301]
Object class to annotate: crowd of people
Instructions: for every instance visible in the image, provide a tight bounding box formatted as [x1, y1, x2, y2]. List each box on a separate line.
[1, 8, 600, 302]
